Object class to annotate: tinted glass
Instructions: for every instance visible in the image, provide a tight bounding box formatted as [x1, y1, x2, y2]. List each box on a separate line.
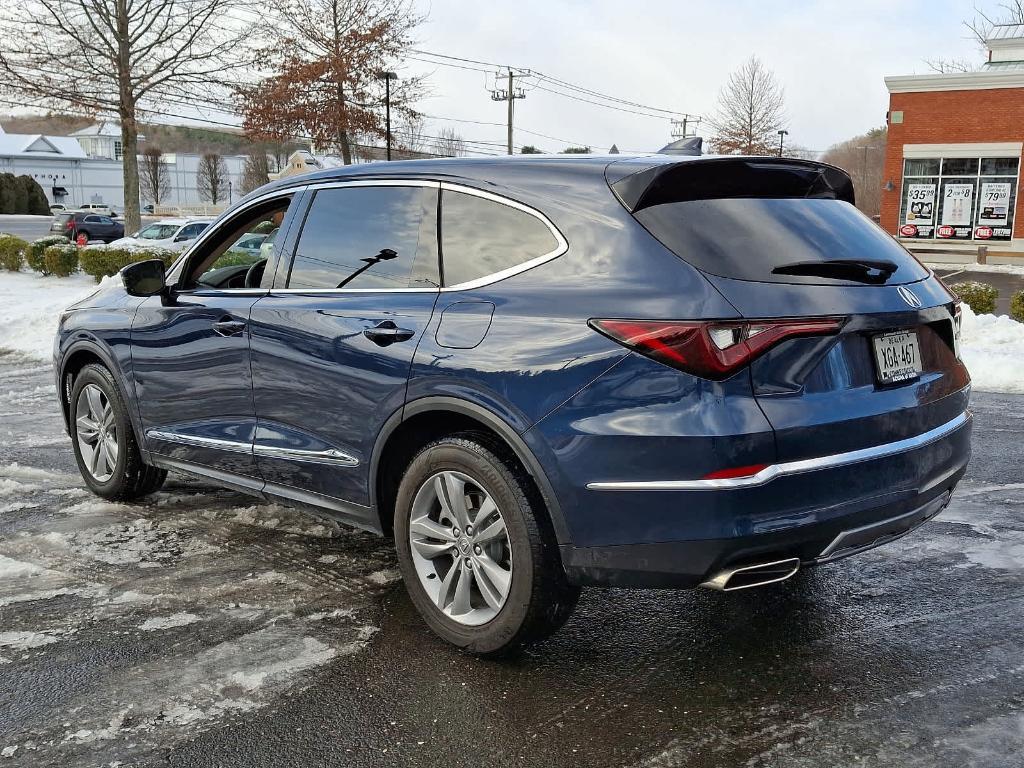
[941, 158, 978, 176]
[904, 158, 940, 176]
[441, 191, 559, 286]
[981, 157, 1019, 175]
[288, 186, 438, 290]
[634, 198, 929, 285]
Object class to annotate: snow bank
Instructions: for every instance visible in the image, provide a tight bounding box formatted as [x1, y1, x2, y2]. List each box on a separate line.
[960, 304, 1024, 394]
[0, 271, 106, 360]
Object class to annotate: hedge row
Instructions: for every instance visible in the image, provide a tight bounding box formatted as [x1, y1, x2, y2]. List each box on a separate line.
[0, 173, 50, 215]
[949, 280, 1024, 322]
[0, 235, 175, 281]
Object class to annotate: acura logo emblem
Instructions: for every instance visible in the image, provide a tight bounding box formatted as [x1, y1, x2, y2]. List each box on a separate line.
[897, 286, 922, 309]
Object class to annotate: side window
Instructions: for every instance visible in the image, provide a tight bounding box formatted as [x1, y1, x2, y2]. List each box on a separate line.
[287, 185, 438, 290]
[99, 216, 114, 225]
[182, 195, 294, 289]
[441, 190, 560, 286]
[85, 215, 100, 224]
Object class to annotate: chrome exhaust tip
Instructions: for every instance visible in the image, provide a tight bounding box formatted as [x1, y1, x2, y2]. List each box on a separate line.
[699, 557, 801, 592]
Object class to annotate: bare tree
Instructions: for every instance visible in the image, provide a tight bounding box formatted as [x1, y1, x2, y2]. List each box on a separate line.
[928, 2, 1024, 72]
[240, 148, 271, 195]
[709, 56, 786, 156]
[397, 115, 427, 153]
[432, 127, 466, 158]
[822, 127, 887, 218]
[197, 153, 230, 205]
[0, 0, 256, 233]
[238, 0, 423, 165]
[139, 147, 172, 206]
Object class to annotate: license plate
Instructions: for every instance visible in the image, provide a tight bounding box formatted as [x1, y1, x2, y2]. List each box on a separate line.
[872, 331, 922, 384]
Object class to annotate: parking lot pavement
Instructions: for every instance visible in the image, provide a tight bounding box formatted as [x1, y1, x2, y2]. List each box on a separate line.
[933, 267, 1024, 316]
[1, 351, 1022, 767]
[0, 216, 55, 241]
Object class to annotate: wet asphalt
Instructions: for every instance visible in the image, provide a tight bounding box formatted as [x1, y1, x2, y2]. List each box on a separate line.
[1, 352, 1023, 767]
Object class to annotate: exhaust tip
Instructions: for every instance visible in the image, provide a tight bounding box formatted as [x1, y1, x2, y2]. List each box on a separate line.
[700, 557, 801, 592]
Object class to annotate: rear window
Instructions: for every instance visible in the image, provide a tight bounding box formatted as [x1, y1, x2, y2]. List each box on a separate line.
[441, 191, 560, 286]
[634, 198, 929, 285]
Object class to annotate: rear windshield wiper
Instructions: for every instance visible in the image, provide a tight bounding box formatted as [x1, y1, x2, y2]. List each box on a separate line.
[771, 259, 898, 284]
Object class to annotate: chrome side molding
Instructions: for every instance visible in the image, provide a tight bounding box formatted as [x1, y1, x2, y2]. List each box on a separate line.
[588, 410, 971, 492]
[253, 444, 358, 467]
[145, 429, 359, 467]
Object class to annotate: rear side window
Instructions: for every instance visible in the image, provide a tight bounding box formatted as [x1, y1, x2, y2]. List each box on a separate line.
[288, 186, 438, 290]
[634, 198, 929, 285]
[441, 191, 560, 286]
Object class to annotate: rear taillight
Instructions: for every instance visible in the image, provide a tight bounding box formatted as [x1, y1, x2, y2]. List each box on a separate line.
[589, 317, 845, 380]
[65, 219, 74, 229]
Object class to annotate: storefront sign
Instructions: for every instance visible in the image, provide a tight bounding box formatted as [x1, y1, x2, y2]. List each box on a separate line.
[978, 182, 1011, 226]
[941, 184, 973, 226]
[905, 184, 935, 224]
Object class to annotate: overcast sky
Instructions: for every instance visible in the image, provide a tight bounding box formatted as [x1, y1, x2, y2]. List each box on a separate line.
[399, 0, 987, 156]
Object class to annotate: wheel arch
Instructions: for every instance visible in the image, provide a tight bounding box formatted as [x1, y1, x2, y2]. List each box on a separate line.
[370, 396, 569, 544]
[57, 340, 144, 451]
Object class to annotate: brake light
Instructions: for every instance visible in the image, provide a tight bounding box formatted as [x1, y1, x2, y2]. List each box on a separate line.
[65, 219, 74, 229]
[590, 317, 845, 380]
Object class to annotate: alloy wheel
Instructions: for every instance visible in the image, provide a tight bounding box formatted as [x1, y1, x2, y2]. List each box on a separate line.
[408, 470, 513, 626]
[75, 383, 118, 482]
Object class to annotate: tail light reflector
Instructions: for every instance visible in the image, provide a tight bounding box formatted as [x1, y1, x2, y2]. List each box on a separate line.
[701, 463, 769, 480]
[590, 317, 845, 380]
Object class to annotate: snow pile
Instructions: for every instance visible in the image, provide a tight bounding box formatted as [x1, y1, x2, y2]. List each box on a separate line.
[0, 271, 107, 360]
[960, 303, 1024, 394]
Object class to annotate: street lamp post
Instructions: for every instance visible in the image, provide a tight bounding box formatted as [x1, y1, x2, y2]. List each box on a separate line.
[379, 71, 398, 161]
[777, 129, 788, 158]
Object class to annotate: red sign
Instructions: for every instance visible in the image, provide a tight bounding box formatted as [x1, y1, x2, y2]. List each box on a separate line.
[76, 233, 87, 247]
[975, 226, 994, 240]
[937, 225, 955, 238]
[899, 224, 918, 237]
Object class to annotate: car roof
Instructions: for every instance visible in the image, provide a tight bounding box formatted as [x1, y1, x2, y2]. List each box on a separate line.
[144, 217, 214, 226]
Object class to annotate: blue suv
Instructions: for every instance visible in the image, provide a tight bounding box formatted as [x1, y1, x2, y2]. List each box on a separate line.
[55, 155, 972, 654]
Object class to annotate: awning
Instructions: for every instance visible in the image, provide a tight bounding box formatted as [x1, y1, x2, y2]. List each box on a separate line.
[52, 186, 68, 197]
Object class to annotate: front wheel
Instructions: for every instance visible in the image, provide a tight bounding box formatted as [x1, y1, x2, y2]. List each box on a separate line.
[69, 363, 166, 500]
[394, 434, 579, 656]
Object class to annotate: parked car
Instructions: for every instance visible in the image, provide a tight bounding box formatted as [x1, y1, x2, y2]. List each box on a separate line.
[50, 211, 124, 243]
[50, 204, 67, 213]
[54, 155, 972, 655]
[78, 203, 113, 215]
[109, 217, 214, 252]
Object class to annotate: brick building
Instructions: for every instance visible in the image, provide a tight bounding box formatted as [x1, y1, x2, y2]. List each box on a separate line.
[883, 24, 1024, 255]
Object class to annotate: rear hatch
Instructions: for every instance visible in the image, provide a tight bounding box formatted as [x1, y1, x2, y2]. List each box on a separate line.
[51, 213, 73, 233]
[607, 157, 970, 461]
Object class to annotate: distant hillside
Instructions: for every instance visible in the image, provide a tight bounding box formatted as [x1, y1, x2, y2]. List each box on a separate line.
[1, 112, 254, 156]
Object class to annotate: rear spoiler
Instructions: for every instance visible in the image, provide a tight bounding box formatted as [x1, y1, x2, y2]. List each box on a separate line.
[607, 157, 855, 213]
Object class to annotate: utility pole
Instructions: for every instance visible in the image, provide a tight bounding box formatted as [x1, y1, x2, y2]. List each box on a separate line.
[491, 69, 528, 154]
[670, 114, 702, 140]
[777, 129, 788, 157]
[379, 71, 398, 161]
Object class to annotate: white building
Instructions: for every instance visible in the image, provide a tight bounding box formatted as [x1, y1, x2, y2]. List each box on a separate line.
[0, 122, 247, 211]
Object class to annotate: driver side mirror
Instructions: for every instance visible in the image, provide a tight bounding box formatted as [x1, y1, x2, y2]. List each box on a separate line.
[174, 234, 189, 242]
[121, 259, 166, 297]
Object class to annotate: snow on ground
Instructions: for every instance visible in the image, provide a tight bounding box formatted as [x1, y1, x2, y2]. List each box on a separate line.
[960, 303, 1024, 394]
[0, 270, 106, 360]
[925, 261, 1024, 276]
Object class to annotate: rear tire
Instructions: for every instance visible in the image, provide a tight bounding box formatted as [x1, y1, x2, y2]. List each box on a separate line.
[394, 434, 579, 656]
[69, 363, 166, 500]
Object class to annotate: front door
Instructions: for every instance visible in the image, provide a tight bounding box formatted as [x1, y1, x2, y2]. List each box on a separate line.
[131, 192, 302, 488]
[249, 182, 440, 522]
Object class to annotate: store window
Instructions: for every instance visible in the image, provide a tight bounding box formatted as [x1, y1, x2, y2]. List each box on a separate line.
[899, 156, 1018, 242]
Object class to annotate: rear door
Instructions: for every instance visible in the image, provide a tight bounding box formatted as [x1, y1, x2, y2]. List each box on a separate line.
[616, 158, 970, 462]
[248, 181, 440, 522]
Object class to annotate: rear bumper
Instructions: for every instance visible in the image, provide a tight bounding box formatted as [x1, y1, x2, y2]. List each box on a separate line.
[559, 411, 972, 588]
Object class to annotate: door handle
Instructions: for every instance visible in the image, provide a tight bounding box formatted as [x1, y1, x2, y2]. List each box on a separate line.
[212, 319, 247, 337]
[363, 320, 415, 346]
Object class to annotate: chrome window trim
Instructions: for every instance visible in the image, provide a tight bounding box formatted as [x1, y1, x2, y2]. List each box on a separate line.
[587, 411, 971, 492]
[253, 443, 359, 467]
[264, 178, 568, 295]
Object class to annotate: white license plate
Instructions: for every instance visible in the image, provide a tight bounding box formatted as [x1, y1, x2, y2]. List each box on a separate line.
[872, 331, 922, 384]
